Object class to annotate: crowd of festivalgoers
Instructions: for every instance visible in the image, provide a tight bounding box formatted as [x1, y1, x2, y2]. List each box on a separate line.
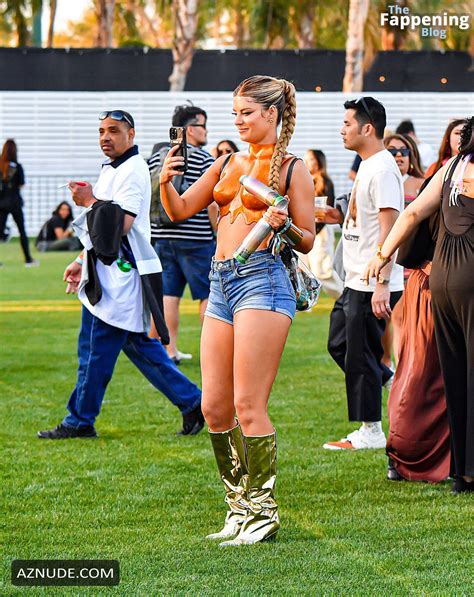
[1, 97, 472, 506]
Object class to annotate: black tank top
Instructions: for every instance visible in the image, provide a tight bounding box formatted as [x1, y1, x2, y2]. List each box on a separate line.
[430, 155, 474, 297]
[440, 156, 474, 235]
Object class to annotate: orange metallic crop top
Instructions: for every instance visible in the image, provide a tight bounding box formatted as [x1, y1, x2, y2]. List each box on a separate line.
[213, 143, 282, 225]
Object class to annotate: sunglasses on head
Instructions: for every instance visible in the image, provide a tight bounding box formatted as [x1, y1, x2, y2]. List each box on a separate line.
[388, 147, 410, 157]
[99, 110, 135, 128]
[356, 97, 373, 125]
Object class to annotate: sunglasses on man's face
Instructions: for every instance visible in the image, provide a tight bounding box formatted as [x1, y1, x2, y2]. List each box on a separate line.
[99, 110, 135, 128]
[387, 147, 410, 157]
[188, 123, 207, 129]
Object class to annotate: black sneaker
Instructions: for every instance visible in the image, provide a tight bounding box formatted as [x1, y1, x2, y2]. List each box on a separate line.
[387, 457, 404, 481]
[452, 478, 474, 494]
[177, 405, 205, 436]
[37, 423, 98, 439]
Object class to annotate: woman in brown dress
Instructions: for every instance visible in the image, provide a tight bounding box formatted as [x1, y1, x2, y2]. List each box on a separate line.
[386, 263, 450, 482]
[384, 135, 450, 483]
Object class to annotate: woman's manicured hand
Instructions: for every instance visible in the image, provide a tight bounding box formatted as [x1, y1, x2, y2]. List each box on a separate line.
[159, 145, 185, 184]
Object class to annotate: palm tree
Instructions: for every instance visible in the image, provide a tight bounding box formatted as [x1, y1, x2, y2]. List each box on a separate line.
[46, 0, 57, 47]
[115, 0, 141, 46]
[343, 0, 369, 92]
[249, 0, 290, 48]
[2, 0, 29, 46]
[291, 0, 316, 48]
[94, 0, 116, 47]
[168, 0, 199, 91]
[113, 0, 173, 48]
[202, 0, 251, 48]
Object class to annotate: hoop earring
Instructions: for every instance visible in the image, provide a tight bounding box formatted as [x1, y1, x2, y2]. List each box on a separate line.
[269, 119, 274, 124]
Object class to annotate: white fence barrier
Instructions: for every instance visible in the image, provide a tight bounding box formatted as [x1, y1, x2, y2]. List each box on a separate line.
[0, 91, 471, 236]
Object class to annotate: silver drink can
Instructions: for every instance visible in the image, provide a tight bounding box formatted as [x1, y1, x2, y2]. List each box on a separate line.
[233, 218, 274, 264]
[233, 176, 290, 264]
[239, 176, 286, 207]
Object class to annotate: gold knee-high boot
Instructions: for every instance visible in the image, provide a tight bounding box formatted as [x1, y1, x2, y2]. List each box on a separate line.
[206, 423, 249, 540]
[220, 432, 279, 546]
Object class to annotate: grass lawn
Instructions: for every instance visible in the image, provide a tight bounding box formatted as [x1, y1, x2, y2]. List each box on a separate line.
[0, 241, 472, 596]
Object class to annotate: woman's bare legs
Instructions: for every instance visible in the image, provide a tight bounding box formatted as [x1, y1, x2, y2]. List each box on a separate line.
[216, 309, 291, 546]
[233, 310, 291, 435]
[200, 316, 236, 431]
[200, 309, 291, 433]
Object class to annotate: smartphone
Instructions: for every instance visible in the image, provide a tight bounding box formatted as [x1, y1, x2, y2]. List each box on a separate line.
[169, 127, 187, 172]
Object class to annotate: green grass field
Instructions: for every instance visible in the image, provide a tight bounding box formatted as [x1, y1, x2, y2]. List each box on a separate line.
[0, 241, 472, 596]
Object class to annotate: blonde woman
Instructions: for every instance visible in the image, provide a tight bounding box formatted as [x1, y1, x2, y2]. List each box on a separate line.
[160, 75, 315, 544]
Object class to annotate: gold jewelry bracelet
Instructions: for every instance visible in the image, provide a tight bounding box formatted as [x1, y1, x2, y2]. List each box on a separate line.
[376, 247, 391, 264]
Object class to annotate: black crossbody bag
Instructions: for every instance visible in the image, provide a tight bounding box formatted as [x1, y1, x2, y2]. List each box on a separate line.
[396, 155, 461, 269]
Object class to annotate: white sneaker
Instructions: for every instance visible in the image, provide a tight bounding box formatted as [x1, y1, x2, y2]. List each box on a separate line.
[323, 425, 386, 450]
[176, 350, 192, 361]
[25, 259, 40, 268]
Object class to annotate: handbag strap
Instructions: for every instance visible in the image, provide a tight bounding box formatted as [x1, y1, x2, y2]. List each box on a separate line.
[443, 153, 462, 185]
[284, 157, 300, 194]
[219, 153, 233, 176]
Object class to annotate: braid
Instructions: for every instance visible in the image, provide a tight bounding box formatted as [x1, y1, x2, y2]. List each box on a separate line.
[268, 81, 296, 192]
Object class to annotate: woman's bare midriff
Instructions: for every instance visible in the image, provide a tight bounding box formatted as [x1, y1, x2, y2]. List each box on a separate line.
[215, 213, 270, 260]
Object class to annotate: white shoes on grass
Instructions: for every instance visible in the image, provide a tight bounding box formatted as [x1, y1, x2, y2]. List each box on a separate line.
[323, 424, 387, 450]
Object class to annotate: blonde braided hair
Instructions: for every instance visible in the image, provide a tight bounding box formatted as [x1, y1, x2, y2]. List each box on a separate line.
[268, 80, 296, 191]
[233, 76, 297, 191]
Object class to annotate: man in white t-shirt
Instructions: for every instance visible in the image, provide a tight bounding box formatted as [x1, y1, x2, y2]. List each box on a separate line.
[317, 97, 404, 450]
[38, 110, 204, 440]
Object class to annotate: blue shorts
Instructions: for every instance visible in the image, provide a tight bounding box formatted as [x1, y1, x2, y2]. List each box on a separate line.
[205, 249, 296, 325]
[153, 238, 215, 300]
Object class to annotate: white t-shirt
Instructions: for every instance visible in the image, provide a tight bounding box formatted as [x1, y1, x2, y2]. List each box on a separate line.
[417, 141, 435, 172]
[342, 149, 404, 293]
[79, 146, 152, 332]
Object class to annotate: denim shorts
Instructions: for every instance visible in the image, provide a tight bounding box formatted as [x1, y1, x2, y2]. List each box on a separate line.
[205, 249, 296, 325]
[153, 238, 215, 300]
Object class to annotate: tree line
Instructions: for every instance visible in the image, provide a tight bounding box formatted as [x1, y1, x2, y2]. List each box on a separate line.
[1, 0, 472, 91]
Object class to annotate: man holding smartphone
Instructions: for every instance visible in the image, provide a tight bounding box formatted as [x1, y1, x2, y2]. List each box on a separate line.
[38, 110, 204, 439]
[148, 103, 215, 365]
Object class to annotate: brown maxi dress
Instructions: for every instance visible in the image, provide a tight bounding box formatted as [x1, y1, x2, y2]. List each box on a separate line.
[386, 265, 450, 482]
